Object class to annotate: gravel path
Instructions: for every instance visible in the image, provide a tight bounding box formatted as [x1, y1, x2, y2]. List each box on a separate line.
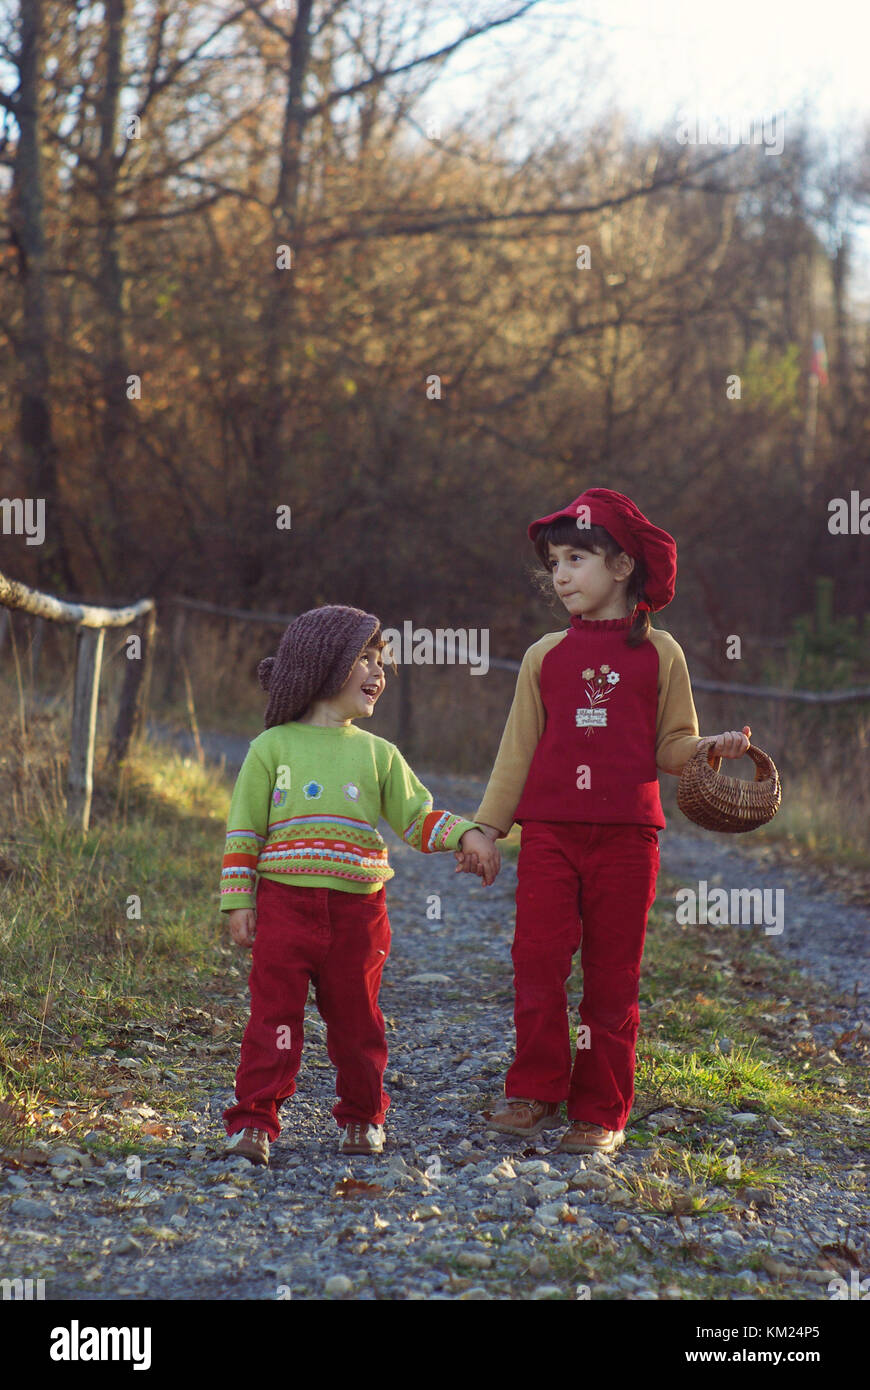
[1, 726, 866, 1301]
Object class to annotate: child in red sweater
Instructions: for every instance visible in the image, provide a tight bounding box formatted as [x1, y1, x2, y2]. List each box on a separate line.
[463, 489, 750, 1154]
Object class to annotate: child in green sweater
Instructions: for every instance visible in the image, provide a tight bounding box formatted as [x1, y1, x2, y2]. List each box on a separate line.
[219, 604, 498, 1163]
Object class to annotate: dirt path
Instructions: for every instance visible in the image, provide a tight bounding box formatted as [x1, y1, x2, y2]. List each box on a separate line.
[3, 722, 865, 1302]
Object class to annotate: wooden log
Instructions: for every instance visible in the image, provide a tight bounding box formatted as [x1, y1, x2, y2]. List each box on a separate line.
[67, 626, 105, 831]
[0, 568, 153, 626]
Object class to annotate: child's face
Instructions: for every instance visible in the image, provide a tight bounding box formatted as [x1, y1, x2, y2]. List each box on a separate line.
[340, 645, 386, 719]
[547, 541, 634, 620]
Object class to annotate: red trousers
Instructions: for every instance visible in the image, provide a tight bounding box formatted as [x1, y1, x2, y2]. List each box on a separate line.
[223, 876, 391, 1138]
[507, 821, 659, 1132]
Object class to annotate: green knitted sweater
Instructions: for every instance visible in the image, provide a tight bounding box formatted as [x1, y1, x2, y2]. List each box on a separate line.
[220, 721, 481, 911]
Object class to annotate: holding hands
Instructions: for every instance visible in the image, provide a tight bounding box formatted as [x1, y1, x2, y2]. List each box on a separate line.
[455, 825, 501, 886]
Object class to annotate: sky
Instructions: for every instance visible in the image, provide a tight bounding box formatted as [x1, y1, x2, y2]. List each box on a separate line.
[420, 0, 869, 134]
[414, 0, 870, 295]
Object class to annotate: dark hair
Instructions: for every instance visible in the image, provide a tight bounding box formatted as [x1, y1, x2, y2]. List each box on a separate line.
[363, 630, 398, 680]
[531, 516, 651, 648]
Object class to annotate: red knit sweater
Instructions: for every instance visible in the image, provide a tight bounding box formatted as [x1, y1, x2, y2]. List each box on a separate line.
[475, 614, 703, 833]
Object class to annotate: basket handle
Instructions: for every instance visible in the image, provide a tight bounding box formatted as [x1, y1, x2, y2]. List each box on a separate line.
[700, 740, 774, 782]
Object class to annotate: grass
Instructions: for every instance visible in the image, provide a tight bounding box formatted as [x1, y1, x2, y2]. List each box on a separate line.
[0, 680, 244, 1156]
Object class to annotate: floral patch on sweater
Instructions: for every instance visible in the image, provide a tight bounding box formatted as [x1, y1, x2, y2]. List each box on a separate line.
[576, 664, 621, 733]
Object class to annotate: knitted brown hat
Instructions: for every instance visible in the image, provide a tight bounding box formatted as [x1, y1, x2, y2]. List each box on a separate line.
[257, 605, 381, 728]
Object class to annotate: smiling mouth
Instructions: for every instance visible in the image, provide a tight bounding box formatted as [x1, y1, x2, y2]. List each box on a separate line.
[361, 684, 380, 700]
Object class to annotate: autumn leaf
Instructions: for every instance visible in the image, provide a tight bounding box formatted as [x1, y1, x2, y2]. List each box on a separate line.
[9, 1147, 50, 1166]
[142, 1121, 171, 1138]
[333, 1177, 384, 1199]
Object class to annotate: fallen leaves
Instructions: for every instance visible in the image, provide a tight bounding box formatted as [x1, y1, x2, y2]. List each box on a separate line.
[142, 1121, 173, 1138]
[6, 1146, 50, 1167]
[333, 1177, 384, 1199]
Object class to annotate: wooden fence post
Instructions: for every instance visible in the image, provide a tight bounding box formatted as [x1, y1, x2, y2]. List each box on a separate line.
[68, 626, 105, 831]
[108, 607, 158, 767]
[163, 606, 187, 704]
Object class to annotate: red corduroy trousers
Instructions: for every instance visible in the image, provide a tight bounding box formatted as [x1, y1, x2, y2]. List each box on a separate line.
[506, 820, 660, 1132]
[223, 876, 391, 1138]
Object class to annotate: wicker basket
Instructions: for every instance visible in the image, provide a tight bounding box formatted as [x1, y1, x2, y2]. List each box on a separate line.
[676, 741, 781, 833]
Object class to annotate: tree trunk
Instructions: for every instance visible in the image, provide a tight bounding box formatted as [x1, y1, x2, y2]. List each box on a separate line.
[94, 0, 133, 579]
[10, 0, 76, 594]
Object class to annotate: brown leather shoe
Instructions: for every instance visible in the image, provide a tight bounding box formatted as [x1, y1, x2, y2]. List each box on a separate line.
[488, 1097, 562, 1136]
[558, 1121, 625, 1154]
[223, 1126, 270, 1165]
[339, 1123, 385, 1155]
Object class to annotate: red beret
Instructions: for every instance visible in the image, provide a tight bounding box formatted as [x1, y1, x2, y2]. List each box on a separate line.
[528, 487, 677, 612]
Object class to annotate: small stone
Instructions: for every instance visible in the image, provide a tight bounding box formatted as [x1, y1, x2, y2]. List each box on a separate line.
[412, 1205, 442, 1221]
[615, 1218, 630, 1233]
[385, 1156, 411, 1177]
[568, 1171, 611, 1191]
[115, 1236, 144, 1255]
[456, 1251, 491, 1269]
[47, 1146, 87, 1167]
[9, 1198, 53, 1220]
[458, 1287, 490, 1300]
[732, 1113, 762, 1126]
[740, 1187, 775, 1208]
[406, 973, 452, 984]
[536, 1179, 568, 1198]
[324, 1275, 353, 1296]
[532, 1285, 562, 1300]
[514, 1160, 551, 1176]
[528, 1254, 549, 1277]
[606, 1189, 635, 1207]
[760, 1253, 797, 1278]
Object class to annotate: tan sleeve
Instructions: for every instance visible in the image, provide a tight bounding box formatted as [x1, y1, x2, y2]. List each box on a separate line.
[652, 630, 704, 775]
[473, 633, 565, 835]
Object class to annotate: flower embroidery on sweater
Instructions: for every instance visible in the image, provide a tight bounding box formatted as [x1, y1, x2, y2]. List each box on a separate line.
[302, 780, 323, 799]
[343, 782, 360, 801]
[576, 664, 621, 733]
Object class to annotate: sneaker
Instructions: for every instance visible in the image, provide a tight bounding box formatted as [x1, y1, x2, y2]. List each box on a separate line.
[222, 1126, 270, 1165]
[339, 1123, 385, 1155]
[487, 1097, 562, 1137]
[558, 1121, 625, 1155]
